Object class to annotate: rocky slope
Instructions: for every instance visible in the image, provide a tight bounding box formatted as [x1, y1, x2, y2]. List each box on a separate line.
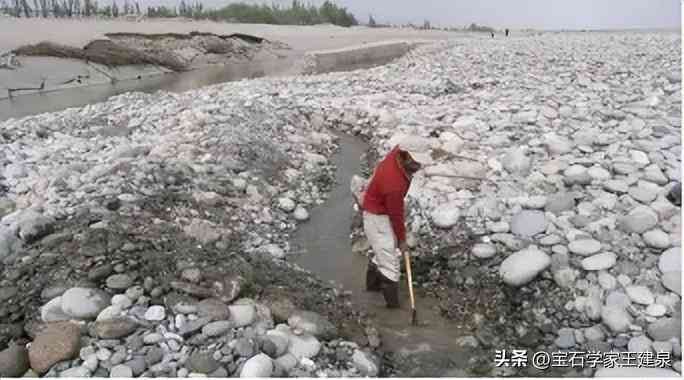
[0, 31, 681, 377]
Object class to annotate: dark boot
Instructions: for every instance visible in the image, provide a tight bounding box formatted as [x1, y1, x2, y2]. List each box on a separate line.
[366, 262, 382, 292]
[381, 278, 400, 309]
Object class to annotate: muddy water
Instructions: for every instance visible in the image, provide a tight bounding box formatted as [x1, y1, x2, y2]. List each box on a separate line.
[293, 133, 478, 375]
[0, 54, 301, 122]
[0, 47, 398, 122]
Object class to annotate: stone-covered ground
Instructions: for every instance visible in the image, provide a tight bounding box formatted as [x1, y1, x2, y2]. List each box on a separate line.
[0, 31, 681, 377]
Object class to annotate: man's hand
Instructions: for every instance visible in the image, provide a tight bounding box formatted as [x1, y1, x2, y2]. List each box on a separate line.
[399, 241, 409, 256]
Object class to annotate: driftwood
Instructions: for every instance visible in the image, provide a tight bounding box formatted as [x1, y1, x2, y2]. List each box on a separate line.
[7, 78, 45, 98]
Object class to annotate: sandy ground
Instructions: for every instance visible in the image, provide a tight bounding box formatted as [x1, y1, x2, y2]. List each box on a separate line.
[0, 17, 461, 53]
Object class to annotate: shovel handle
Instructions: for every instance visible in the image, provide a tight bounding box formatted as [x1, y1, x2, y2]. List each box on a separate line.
[403, 250, 416, 310]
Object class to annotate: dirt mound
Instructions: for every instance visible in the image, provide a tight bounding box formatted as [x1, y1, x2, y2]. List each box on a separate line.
[105, 31, 266, 44]
[13, 40, 187, 71]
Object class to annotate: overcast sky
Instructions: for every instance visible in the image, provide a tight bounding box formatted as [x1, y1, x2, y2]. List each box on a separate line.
[182, 0, 681, 30]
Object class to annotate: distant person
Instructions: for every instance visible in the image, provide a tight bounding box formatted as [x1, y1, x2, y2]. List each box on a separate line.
[505, 28, 510, 37]
[491, 32, 494, 38]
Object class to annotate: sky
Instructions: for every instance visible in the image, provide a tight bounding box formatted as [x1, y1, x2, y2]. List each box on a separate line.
[173, 0, 681, 30]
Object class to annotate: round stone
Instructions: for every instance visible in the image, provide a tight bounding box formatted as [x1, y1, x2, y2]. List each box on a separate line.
[106, 274, 133, 290]
[61, 287, 111, 320]
[643, 229, 671, 249]
[603, 180, 629, 194]
[588, 166, 611, 181]
[659, 247, 681, 273]
[620, 206, 658, 234]
[499, 246, 551, 287]
[144, 306, 166, 321]
[510, 210, 547, 237]
[568, 239, 601, 256]
[240, 353, 273, 377]
[431, 207, 460, 229]
[472, 243, 496, 259]
[293, 207, 309, 221]
[111, 295, 133, 309]
[626, 286, 655, 305]
[601, 306, 632, 333]
[581, 252, 617, 271]
[646, 304, 667, 317]
[278, 198, 296, 212]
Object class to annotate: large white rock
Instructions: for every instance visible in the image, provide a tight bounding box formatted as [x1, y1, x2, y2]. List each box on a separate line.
[620, 206, 659, 234]
[472, 243, 497, 259]
[662, 271, 681, 295]
[96, 305, 123, 322]
[351, 350, 379, 377]
[510, 210, 546, 237]
[626, 286, 655, 305]
[646, 304, 667, 317]
[229, 304, 256, 327]
[60, 287, 111, 320]
[601, 306, 632, 333]
[293, 206, 309, 221]
[431, 205, 460, 229]
[499, 247, 551, 287]
[568, 239, 601, 256]
[643, 229, 672, 249]
[660, 248, 681, 273]
[41, 296, 71, 322]
[144, 306, 166, 321]
[278, 198, 296, 213]
[581, 252, 616, 271]
[287, 333, 321, 359]
[240, 353, 273, 378]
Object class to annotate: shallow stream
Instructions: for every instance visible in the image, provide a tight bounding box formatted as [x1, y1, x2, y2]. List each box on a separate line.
[292, 133, 481, 376]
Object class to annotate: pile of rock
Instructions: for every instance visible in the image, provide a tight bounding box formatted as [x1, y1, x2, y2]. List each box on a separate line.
[0, 30, 680, 377]
[0, 266, 379, 377]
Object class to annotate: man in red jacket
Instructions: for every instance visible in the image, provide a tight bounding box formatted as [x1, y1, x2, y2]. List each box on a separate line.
[361, 144, 421, 308]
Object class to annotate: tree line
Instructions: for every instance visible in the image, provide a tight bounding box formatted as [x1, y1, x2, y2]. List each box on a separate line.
[0, 0, 358, 27]
[0, 0, 143, 18]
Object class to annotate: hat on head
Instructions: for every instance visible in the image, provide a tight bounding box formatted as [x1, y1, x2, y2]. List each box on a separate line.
[396, 143, 422, 173]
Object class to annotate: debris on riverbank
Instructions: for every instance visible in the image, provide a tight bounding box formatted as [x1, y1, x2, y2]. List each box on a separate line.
[12, 31, 287, 72]
[0, 30, 681, 377]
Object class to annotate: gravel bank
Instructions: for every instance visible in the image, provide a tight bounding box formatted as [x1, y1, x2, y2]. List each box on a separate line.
[0, 30, 681, 377]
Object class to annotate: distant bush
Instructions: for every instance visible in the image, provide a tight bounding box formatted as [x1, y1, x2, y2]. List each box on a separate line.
[202, 1, 358, 27]
[467, 23, 495, 33]
[0, 0, 358, 27]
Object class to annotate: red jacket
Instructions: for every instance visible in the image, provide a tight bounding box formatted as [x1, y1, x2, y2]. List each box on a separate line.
[362, 146, 410, 243]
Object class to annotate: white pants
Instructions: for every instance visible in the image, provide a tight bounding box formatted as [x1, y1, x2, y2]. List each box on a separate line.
[363, 211, 401, 282]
